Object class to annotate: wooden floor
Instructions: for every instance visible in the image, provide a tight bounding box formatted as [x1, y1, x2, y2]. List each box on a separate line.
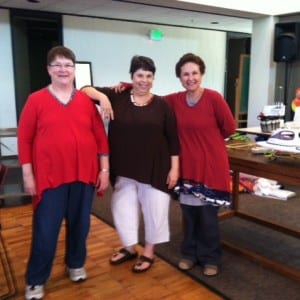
[0, 204, 222, 300]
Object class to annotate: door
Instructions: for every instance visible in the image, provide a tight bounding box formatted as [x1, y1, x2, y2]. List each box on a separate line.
[10, 9, 62, 120]
[225, 33, 251, 127]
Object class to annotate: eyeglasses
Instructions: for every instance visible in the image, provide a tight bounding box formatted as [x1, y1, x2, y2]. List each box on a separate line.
[49, 64, 75, 69]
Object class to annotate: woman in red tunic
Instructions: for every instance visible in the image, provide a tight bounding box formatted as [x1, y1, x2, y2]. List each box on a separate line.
[164, 53, 236, 276]
[18, 46, 109, 300]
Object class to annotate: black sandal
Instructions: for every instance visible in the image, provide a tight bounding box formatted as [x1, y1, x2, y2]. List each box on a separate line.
[109, 248, 138, 265]
[132, 255, 154, 273]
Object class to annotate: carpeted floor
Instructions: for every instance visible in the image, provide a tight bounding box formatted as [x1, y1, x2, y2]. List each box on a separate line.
[92, 186, 300, 300]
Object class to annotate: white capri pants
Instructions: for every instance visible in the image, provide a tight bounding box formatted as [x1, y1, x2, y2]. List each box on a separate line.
[111, 176, 171, 247]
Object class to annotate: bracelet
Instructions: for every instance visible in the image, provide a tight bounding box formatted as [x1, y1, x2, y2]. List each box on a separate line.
[101, 168, 109, 173]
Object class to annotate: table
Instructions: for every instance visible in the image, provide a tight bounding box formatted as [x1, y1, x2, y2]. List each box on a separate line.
[221, 146, 300, 281]
[235, 126, 271, 137]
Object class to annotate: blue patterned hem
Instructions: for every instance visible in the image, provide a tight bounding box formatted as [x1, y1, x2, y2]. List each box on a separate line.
[174, 180, 232, 207]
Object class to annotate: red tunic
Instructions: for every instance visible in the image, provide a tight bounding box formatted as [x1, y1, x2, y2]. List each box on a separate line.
[18, 88, 109, 208]
[165, 89, 236, 193]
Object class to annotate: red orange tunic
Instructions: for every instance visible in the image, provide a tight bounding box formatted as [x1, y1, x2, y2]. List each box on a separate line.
[18, 87, 109, 208]
[165, 89, 235, 193]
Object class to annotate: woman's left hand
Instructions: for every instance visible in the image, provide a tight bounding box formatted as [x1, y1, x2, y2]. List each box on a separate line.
[96, 171, 109, 196]
[167, 168, 179, 189]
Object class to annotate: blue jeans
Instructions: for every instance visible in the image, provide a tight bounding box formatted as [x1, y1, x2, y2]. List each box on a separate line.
[180, 204, 221, 266]
[26, 182, 94, 285]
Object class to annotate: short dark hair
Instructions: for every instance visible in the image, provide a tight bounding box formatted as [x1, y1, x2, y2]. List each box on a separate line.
[175, 53, 205, 77]
[129, 55, 156, 78]
[47, 46, 76, 65]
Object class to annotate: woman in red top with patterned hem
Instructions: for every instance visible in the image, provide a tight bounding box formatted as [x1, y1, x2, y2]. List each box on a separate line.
[165, 53, 236, 276]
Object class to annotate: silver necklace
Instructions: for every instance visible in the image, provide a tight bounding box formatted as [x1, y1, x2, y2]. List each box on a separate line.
[186, 89, 203, 107]
[130, 92, 151, 106]
[186, 96, 200, 107]
[186, 98, 199, 107]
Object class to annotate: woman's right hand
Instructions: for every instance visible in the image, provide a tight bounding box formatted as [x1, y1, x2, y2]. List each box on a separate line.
[100, 94, 114, 120]
[81, 86, 114, 120]
[23, 175, 37, 196]
[22, 164, 37, 195]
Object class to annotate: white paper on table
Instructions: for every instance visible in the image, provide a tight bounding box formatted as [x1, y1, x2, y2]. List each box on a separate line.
[262, 104, 285, 116]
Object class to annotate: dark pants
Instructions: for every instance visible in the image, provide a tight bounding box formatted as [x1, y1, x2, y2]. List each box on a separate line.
[180, 204, 221, 266]
[26, 182, 94, 285]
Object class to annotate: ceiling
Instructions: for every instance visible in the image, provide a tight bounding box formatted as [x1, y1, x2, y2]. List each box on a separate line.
[0, 0, 299, 34]
[169, 0, 300, 16]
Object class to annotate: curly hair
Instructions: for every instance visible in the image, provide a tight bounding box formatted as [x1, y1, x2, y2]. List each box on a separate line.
[175, 53, 205, 77]
[129, 55, 156, 78]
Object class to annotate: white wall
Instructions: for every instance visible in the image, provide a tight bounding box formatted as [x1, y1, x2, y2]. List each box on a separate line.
[63, 15, 226, 95]
[0, 10, 294, 157]
[0, 9, 18, 155]
[0, 11, 236, 156]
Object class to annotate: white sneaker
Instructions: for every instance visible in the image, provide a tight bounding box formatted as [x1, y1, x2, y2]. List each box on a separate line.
[68, 267, 87, 282]
[25, 285, 44, 300]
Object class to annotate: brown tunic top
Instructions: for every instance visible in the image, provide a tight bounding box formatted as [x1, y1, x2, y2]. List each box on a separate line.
[95, 87, 180, 194]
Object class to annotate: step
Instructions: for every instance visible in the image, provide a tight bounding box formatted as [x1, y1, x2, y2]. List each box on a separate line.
[3, 168, 23, 184]
[0, 156, 20, 168]
[0, 191, 30, 200]
[0, 183, 29, 199]
[0, 156, 31, 207]
[0, 182, 31, 207]
[0, 195, 31, 207]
